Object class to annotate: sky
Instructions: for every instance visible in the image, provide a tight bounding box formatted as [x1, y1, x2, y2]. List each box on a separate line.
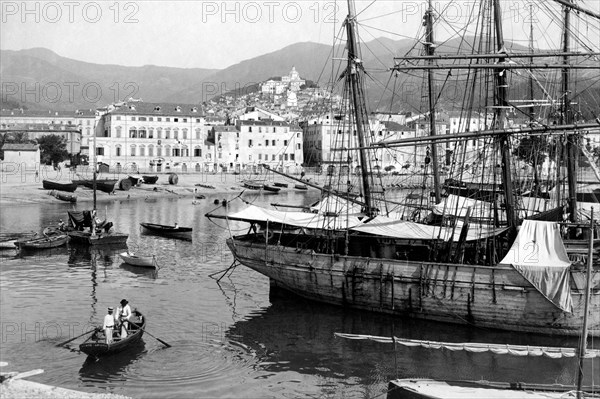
[1, 0, 599, 70]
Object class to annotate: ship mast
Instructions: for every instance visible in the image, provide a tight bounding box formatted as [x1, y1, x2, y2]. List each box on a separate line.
[492, 0, 517, 232]
[346, 0, 375, 215]
[563, 0, 578, 222]
[424, 0, 441, 203]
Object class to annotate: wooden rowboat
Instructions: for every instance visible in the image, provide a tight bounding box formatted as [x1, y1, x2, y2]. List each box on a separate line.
[273, 182, 289, 188]
[142, 175, 159, 184]
[119, 252, 156, 268]
[48, 190, 77, 203]
[294, 184, 308, 190]
[263, 185, 281, 193]
[140, 222, 192, 240]
[16, 234, 69, 250]
[80, 310, 145, 357]
[0, 232, 37, 250]
[81, 180, 118, 194]
[244, 182, 263, 190]
[42, 180, 78, 192]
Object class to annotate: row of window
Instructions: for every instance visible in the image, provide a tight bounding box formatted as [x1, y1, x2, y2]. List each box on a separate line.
[114, 116, 202, 123]
[252, 154, 296, 161]
[113, 128, 204, 140]
[247, 139, 301, 149]
[97, 146, 208, 159]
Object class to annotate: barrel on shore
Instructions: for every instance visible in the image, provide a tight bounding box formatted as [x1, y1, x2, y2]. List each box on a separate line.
[119, 178, 132, 191]
[168, 173, 179, 185]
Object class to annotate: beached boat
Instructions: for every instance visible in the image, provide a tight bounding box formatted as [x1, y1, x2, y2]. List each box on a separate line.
[79, 310, 145, 357]
[82, 180, 118, 194]
[273, 182, 288, 188]
[294, 184, 307, 190]
[140, 222, 192, 240]
[119, 252, 156, 268]
[48, 190, 77, 203]
[142, 175, 159, 184]
[263, 185, 281, 193]
[42, 180, 77, 193]
[16, 234, 69, 250]
[207, 0, 600, 337]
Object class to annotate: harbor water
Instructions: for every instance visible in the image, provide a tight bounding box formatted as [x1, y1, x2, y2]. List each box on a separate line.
[1, 191, 597, 398]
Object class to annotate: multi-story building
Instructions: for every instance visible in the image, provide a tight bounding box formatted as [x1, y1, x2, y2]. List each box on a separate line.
[208, 119, 304, 174]
[95, 101, 210, 173]
[0, 108, 96, 158]
[0, 123, 82, 159]
[261, 67, 306, 95]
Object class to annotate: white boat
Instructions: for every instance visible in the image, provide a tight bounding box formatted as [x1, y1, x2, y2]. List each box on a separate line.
[119, 252, 156, 268]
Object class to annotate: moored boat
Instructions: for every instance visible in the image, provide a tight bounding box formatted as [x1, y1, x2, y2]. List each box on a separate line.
[263, 185, 281, 193]
[273, 182, 288, 188]
[80, 310, 145, 357]
[82, 180, 118, 194]
[42, 180, 77, 192]
[244, 181, 263, 190]
[294, 184, 308, 190]
[16, 234, 69, 250]
[66, 210, 128, 246]
[119, 252, 156, 268]
[140, 222, 192, 240]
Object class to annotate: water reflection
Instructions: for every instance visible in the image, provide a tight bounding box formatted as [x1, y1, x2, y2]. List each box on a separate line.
[79, 340, 146, 383]
[226, 289, 596, 390]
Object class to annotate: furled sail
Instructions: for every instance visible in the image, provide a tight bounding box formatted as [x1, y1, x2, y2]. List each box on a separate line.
[499, 220, 573, 312]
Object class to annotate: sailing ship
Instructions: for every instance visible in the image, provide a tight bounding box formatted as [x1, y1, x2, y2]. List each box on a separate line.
[206, 0, 600, 337]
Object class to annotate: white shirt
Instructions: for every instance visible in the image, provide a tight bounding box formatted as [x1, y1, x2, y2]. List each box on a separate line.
[116, 304, 132, 321]
[103, 314, 115, 329]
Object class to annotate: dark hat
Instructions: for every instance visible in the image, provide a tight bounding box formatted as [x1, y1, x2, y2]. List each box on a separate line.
[120, 299, 128, 305]
[107, 307, 114, 311]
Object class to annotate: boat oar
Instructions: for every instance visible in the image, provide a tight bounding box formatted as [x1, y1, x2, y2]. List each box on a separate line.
[129, 320, 171, 348]
[56, 327, 99, 347]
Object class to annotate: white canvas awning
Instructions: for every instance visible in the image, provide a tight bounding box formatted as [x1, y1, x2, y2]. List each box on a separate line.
[500, 220, 573, 312]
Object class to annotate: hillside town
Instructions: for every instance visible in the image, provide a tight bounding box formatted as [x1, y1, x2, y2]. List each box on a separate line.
[2, 65, 599, 176]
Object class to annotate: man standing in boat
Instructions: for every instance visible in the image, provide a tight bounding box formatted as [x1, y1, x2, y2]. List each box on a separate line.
[115, 299, 132, 338]
[103, 307, 115, 344]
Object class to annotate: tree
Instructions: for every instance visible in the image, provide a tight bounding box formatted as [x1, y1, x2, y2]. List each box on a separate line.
[37, 135, 69, 166]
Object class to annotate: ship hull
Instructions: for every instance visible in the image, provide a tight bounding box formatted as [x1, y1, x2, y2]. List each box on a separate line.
[227, 235, 600, 337]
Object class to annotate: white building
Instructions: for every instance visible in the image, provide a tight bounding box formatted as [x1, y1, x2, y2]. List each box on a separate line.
[95, 101, 210, 173]
[260, 67, 306, 95]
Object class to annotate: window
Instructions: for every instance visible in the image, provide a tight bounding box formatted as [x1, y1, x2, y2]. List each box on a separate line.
[207, 153, 212, 160]
[249, 155, 252, 161]
[183, 118, 187, 123]
[284, 140, 288, 146]
[265, 140, 269, 147]
[258, 154, 262, 160]
[196, 119, 201, 123]
[139, 117, 147, 121]
[96, 147, 104, 156]
[194, 148, 202, 157]
[290, 154, 295, 161]
[174, 118, 179, 122]
[149, 117, 153, 122]
[157, 146, 162, 157]
[173, 129, 179, 140]
[173, 148, 181, 157]
[297, 132, 300, 138]
[248, 139, 253, 147]
[248, 126, 252, 132]
[272, 154, 276, 161]
[157, 117, 162, 122]
[115, 127, 122, 138]
[115, 116, 121, 121]
[130, 145, 136, 156]
[272, 140, 275, 146]
[139, 146, 145, 156]
[165, 129, 170, 139]
[115, 146, 121, 156]
[297, 143, 301, 150]
[166, 118, 170, 122]
[182, 129, 187, 140]
[148, 129, 154, 139]
[284, 154, 288, 161]
[259, 127, 262, 133]
[129, 128, 137, 138]
[138, 129, 147, 139]
[196, 129, 202, 140]
[148, 145, 154, 157]
[131, 117, 136, 121]
[273, 127, 276, 133]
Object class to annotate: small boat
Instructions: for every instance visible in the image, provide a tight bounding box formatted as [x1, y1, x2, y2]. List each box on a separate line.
[16, 234, 69, 250]
[42, 180, 77, 192]
[0, 233, 37, 250]
[142, 175, 159, 184]
[119, 252, 156, 268]
[48, 190, 77, 203]
[128, 175, 144, 186]
[66, 210, 129, 246]
[80, 310, 145, 357]
[294, 184, 308, 190]
[263, 185, 281, 193]
[82, 180, 118, 194]
[140, 222, 192, 240]
[244, 182, 263, 190]
[273, 182, 289, 188]
[386, 379, 598, 399]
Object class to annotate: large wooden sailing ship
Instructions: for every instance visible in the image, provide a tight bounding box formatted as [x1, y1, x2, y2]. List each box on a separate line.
[207, 0, 600, 336]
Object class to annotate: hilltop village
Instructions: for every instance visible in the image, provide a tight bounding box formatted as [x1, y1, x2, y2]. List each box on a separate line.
[1, 66, 599, 176]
